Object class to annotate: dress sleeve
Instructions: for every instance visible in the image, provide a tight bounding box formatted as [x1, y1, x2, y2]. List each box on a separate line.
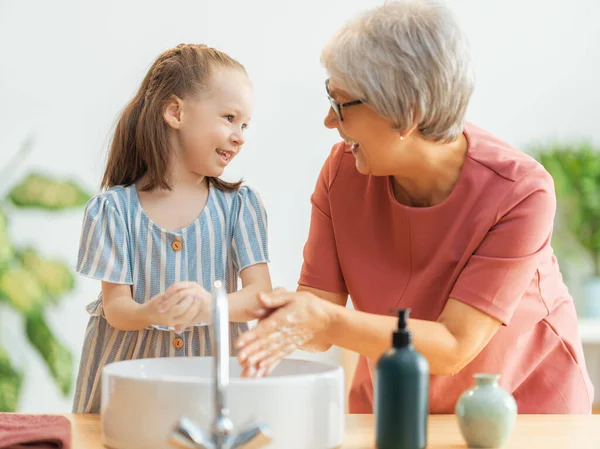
[231, 185, 270, 271]
[450, 171, 557, 325]
[298, 144, 348, 294]
[75, 193, 133, 284]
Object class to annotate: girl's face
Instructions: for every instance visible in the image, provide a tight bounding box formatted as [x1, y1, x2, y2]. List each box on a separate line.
[165, 67, 253, 178]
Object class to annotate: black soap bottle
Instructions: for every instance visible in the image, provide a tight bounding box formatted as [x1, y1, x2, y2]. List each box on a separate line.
[375, 308, 429, 449]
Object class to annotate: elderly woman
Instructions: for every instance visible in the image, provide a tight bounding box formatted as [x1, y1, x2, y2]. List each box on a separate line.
[236, 0, 594, 414]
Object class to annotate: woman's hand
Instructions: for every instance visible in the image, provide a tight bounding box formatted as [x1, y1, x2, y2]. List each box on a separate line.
[235, 289, 333, 377]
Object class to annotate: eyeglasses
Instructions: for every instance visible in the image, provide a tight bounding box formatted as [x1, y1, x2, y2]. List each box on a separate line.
[325, 79, 363, 122]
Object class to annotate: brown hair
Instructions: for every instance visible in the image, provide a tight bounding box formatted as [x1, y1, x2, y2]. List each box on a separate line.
[101, 43, 245, 192]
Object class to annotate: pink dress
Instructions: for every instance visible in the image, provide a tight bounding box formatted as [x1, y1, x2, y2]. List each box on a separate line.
[299, 123, 594, 414]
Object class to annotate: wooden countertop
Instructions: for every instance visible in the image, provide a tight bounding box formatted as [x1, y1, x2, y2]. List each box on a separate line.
[67, 413, 600, 449]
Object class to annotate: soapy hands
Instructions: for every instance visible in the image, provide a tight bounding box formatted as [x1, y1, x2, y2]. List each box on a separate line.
[235, 289, 332, 377]
[143, 281, 211, 333]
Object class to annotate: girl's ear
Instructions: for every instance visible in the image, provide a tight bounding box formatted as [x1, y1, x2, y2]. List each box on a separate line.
[163, 95, 184, 130]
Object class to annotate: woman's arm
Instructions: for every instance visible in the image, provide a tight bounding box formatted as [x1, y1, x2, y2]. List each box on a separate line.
[324, 295, 502, 375]
[236, 288, 501, 376]
[295, 286, 348, 352]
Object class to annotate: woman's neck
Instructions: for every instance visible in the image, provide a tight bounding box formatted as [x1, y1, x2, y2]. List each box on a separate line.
[390, 133, 468, 207]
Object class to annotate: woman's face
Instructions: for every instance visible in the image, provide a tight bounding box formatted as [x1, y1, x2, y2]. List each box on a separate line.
[324, 78, 406, 176]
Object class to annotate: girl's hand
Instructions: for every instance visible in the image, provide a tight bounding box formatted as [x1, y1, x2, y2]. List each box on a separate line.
[234, 289, 332, 377]
[144, 282, 211, 333]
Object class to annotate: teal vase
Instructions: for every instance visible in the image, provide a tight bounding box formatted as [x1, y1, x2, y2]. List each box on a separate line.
[455, 373, 517, 448]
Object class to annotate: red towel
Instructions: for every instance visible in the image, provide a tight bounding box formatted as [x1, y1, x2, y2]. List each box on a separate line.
[0, 414, 71, 449]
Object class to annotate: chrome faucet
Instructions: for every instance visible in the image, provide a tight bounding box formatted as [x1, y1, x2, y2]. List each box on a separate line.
[168, 280, 272, 449]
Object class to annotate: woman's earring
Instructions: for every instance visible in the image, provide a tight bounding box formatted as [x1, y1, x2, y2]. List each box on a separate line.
[400, 135, 404, 141]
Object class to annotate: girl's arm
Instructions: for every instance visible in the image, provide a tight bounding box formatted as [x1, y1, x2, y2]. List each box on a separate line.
[102, 281, 200, 331]
[227, 263, 273, 322]
[102, 282, 154, 330]
[103, 261, 272, 330]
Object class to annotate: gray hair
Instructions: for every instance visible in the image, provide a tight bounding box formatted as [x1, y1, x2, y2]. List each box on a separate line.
[321, 0, 475, 142]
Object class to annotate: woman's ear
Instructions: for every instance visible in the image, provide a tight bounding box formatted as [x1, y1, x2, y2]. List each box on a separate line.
[400, 110, 420, 139]
[163, 95, 184, 130]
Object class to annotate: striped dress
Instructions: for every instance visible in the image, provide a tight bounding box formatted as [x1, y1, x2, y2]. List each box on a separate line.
[71, 183, 269, 413]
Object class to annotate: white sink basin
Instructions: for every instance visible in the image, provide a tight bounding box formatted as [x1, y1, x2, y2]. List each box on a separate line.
[101, 356, 345, 449]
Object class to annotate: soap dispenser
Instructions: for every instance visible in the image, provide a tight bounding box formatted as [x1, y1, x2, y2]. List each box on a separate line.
[375, 308, 429, 449]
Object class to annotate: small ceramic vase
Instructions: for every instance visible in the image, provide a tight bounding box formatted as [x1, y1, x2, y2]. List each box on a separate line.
[455, 373, 517, 448]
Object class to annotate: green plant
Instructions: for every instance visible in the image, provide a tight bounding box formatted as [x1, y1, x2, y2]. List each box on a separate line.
[533, 142, 600, 277]
[0, 140, 91, 411]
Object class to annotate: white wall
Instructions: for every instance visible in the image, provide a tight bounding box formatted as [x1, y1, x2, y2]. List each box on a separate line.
[0, 0, 599, 412]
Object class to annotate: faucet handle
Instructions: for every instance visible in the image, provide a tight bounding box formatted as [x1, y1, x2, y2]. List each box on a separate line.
[228, 420, 272, 449]
[168, 416, 215, 449]
[211, 414, 234, 448]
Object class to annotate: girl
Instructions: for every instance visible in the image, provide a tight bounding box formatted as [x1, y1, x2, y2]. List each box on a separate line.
[72, 43, 271, 413]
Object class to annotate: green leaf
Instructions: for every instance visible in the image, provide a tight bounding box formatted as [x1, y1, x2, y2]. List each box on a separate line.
[533, 142, 600, 274]
[25, 312, 73, 396]
[18, 248, 75, 303]
[0, 209, 14, 274]
[8, 173, 91, 210]
[0, 346, 24, 412]
[0, 266, 46, 313]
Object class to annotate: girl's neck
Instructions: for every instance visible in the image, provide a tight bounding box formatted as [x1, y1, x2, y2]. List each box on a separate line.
[137, 160, 208, 195]
[135, 164, 211, 232]
[168, 163, 207, 193]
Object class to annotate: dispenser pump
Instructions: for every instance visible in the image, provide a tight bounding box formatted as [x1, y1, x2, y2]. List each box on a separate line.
[392, 308, 412, 348]
[376, 306, 429, 449]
